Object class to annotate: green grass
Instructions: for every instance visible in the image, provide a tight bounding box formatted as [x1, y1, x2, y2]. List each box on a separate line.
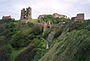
[18, 19, 38, 24]
[31, 19, 38, 24]
[39, 29, 90, 61]
[10, 49, 21, 60]
[10, 48, 24, 60]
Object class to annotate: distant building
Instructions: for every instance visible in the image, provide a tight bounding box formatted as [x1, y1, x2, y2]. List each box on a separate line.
[38, 15, 47, 20]
[76, 13, 84, 20]
[71, 13, 84, 22]
[71, 17, 77, 21]
[38, 14, 53, 21]
[38, 13, 67, 20]
[20, 7, 32, 20]
[53, 13, 67, 18]
[2, 16, 13, 20]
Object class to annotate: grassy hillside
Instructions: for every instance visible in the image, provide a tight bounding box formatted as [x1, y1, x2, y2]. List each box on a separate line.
[39, 29, 90, 61]
[0, 19, 90, 61]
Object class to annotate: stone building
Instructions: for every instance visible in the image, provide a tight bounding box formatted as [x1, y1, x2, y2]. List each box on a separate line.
[76, 13, 84, 20]
[71, 13, 84, 22]
[38, 13, 67, 20]
[20, 7, 32, 20]
[38, 14, 51, 20]
[2, 16, 12, 20]
[53, 13, 67, 18]
[38, 15, 45, 20]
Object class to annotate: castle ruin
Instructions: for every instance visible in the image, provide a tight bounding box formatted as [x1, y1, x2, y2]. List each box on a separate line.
[71, 13, 84, 22]
[38, 13, 67, 20]
[2, 15, 14, 20]
[20, 7, 32, 20]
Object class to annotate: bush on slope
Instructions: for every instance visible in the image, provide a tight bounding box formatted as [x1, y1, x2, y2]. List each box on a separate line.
[39, 29, 90, 61]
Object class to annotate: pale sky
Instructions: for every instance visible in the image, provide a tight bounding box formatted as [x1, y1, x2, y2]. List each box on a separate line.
[0, 0, 90, 20]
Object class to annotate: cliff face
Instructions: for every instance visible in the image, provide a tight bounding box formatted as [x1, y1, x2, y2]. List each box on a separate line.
[39, 30, 90, 61]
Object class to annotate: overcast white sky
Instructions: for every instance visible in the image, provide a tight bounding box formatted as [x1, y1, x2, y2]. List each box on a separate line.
[0, 0, 90, 19]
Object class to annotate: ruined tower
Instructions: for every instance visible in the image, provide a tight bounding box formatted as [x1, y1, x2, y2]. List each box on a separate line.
[71, 13, 85, 22]
[20, 7, 32, 20]
[76, 13, 84, 21]
[20, 8, 26, 20]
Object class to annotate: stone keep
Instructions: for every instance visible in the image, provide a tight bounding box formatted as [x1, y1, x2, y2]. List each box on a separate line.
[76, 13, 84, 20]
[71, 13, 84, 22]
[20, 7, 32, 20]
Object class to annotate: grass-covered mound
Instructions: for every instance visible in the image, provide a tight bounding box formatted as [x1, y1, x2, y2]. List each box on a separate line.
[39, 29, 90, 61]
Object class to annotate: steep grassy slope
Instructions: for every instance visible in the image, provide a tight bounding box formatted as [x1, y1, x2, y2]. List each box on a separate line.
[39, 29, 90, 61]
[0, 19, 90, 61]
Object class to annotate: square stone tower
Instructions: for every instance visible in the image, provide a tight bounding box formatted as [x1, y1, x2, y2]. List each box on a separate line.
[71, 13, 85, 22]
[76, 13, 84, 20]
[20, 7, 32, 20]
